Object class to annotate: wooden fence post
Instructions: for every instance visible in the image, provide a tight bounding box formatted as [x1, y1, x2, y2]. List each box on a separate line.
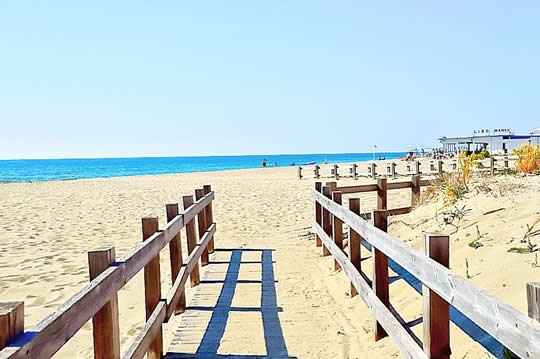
[0, 302, 24, 351]
[527, 282, 540, 322]
[195, 189, 209, 267]
[322, 186, 332, 256]
[166, 204, 186, 314]
[349, 198, 361, 297]
[203, 185, 215, 253]
[298, 166, 302, 180]
[314, 165, 320, 179]
[377, 178, 387, 210]
[504, 157, 509, 172]
[352, 163, 358, 180]
[415, 160, 421, 175]
[423, 233, 450, 359]
[315, 182, 322, 247]
[411, 175, 421, 207]
[88, 247, 120, 359]
[391, 163, 396, 179]
[437, 160, 443, 176]
[490, 157, 495, 175]
[371, 163, 377, 178]
[332, 191, 344, 271]
[183, 195, 200, 287]
[334, 164, 339, 180]
[372, 210, 389, 341]
[141, 217, 163, 359]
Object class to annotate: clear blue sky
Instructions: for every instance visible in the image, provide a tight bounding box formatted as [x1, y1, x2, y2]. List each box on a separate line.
[1, 1, 539, 159]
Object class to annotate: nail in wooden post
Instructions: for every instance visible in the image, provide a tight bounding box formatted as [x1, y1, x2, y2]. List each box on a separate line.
[423, 233, 450, 359]
[415, 161, 421, 175]
[203, 185, 215, 253]
[438, 160, 443, 175]
[166, 204, 186, 314]
[349, 198, 361, 297]
[183, 195, 200, 286]
[315, 182, 322, 247]
[195, 189, 209, 266]
[88, 247, 120, 359]
[334, 164, 339, 180]
[490, 157, 495, 175]
[141, 217, 163, 359]
[322, 186, 332, 256]
[332, 191, 344, 270]
[411, 175, 421, 207]
[372, 210, 389, 341]
[298, 166, 302, 180]
[376, 178, 387, 210]
[371, 163, 377, 178]
[0, 302, 24, 351]
[352, 163, 358, 180]
[527, 282, 540, 322]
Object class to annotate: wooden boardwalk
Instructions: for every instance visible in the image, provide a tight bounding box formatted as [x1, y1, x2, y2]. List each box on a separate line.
[165, 248, 294, 359]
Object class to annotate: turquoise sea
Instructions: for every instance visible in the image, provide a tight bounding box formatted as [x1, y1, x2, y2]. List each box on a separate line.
[0, 152, 406, 182]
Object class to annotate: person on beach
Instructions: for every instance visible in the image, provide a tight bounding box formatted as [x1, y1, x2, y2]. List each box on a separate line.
[262, 159, 267, 168]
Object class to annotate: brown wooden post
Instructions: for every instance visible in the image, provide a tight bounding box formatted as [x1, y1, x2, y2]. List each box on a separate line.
[415, 160, 421, 175]
[183, 195, 200, 286]
[0, 302, 24, 351]
[437, 160, 443, 175]
[203, 185, 215, 253]
[411, 175, 421, 207]
[504, 156, 509, 172]
[376, 178, 387, 210]
[352, 163, 358, 180]
[322, 186, 332, 256]
[349, 198, 361, 297]
[298, 166, 302, 180]
[332, 191, 344, 271]
[334, 164, 339, 180]
[372, 210, 389, 341]
[391, 162, 396, 179]
[423, 233, 450, 359]
[141, 217, 163, 359]
[88, 247, 120, 359]
[195, 189, 209, 266]
[166, 203, 186, 314]
[527, 282, 540, 322]
[371, 162, 377, 178]
[315, 182, 322, 247]
[314, 165, 320, 179]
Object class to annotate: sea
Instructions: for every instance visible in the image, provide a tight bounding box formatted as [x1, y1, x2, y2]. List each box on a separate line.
[0, 152, 406, 182]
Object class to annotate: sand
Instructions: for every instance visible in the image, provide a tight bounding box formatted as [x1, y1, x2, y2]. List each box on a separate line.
[0, 161, 538, 358]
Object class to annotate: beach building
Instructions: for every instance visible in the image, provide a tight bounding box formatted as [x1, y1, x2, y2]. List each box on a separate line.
[439, 127, 540, 154]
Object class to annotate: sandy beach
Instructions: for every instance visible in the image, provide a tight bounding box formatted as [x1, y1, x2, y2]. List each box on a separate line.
[1, 162, 539, 358]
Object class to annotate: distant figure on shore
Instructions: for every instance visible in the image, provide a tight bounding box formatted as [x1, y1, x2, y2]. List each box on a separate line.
[262, 159, 267, 168]
[275, 162, 278, 167]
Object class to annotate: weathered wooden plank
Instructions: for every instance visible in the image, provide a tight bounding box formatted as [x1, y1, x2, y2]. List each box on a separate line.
[527, 282, 540, 322]
[423, 233, 450, 359]
[387, 181, 413, 190]
[332, 191, 344, 271]
[183, 191, 215, 225]
[141, 217, 163, 359]
[183, 195, 200, 287]
[122, 301, 166, 359]
[334, 184, 378, 194]
[322, 186, 332, 257]
[166, 204, 185, 315]
[88, 247, 120, 359]
[165, 224, 216, 321]
[0, 302, 23, 351]
[195, 189, 209, 267]
[203, 185, 215, 254]
[373, 210, 389, 341]
[312, 221, 428, 359]
[377, 178, 387, 210]
[312, 189, 540, 358]
[315, 182, 322, 248]
[349, 199, 362, 297]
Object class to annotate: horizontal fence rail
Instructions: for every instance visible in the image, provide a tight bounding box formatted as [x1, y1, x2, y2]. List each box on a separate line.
[312, 181, 540, 359]
[0, 186, 217, 359]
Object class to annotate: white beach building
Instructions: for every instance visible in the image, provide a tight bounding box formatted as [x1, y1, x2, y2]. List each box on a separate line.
[439, 128, 540, 155]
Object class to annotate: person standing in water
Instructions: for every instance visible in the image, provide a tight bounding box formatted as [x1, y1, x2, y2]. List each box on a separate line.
[262, 159, 267, 168]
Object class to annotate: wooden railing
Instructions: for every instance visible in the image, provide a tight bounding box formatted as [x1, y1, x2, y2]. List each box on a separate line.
[0, 185, 217, 359]
[298, 155, 519, 180]
[312, 180, 540, 358]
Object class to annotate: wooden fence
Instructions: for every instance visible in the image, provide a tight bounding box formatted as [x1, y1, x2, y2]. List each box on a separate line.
[298, 156, 518, 180]
[0, 185, 217, 359]
[312, 179, 540, 358]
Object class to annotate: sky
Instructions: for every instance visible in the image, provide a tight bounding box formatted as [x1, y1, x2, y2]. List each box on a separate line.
[1, 1, 539, 159]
